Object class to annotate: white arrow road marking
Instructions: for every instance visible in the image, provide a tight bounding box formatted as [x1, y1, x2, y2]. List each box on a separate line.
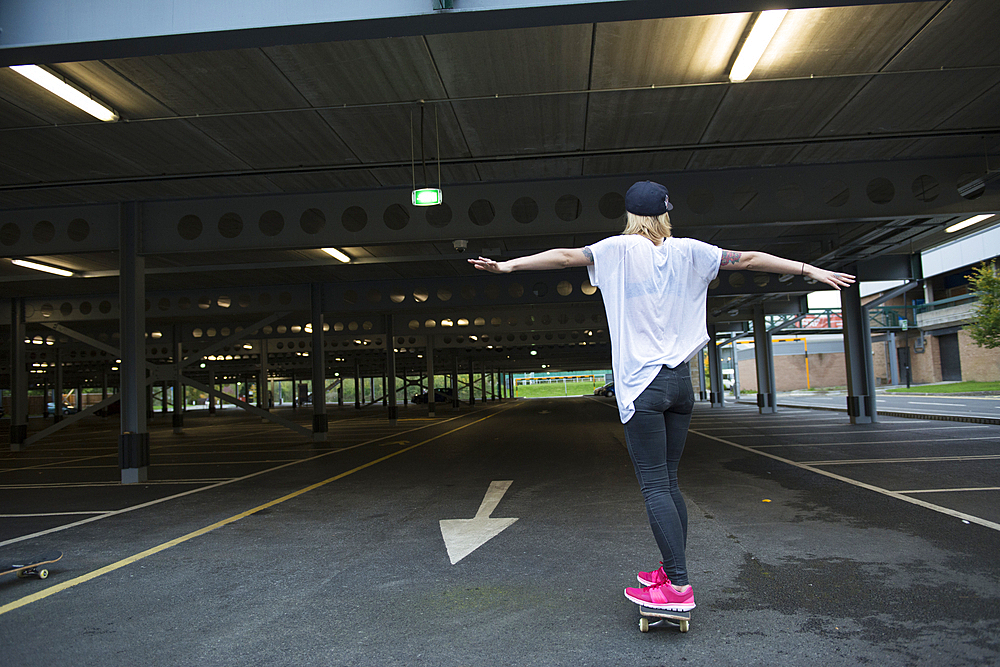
[440, 480, 518, 565]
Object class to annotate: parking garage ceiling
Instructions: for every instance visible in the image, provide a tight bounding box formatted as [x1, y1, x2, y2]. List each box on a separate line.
[1, 0, 999, 373]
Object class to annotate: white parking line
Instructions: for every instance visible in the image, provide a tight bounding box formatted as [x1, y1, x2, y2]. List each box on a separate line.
[739, 425, 991, 437]
[897, 486, 1000, 494]
[907, 401, 967, 407]
[754, 436, 1000, 448]
[802, 454, 1000, 466]
[689, 428, 1000, 532]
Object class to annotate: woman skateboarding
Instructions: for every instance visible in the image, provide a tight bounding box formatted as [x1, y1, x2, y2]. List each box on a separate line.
[469, 180, 854, 612]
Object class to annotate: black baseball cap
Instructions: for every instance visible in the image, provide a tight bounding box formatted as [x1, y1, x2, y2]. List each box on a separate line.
[625, 180, 673, 215]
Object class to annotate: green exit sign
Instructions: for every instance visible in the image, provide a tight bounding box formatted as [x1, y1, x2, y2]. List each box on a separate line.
[411, 188, 443, 206]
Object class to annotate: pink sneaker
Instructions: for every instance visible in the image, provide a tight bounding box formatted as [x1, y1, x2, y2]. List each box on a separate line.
[624, 581, 695, 611]
[637, 564, 669, 587]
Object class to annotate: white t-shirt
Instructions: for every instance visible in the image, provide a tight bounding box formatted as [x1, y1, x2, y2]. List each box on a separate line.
[586, 235, 722, 423]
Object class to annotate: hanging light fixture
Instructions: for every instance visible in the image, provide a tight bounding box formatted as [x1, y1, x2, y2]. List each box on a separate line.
[411, 104, 443, 206]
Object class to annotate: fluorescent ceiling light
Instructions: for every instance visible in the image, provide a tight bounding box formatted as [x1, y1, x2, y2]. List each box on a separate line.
[945, 214, 993, 233]
[321, 247, 351, 263]
[729, 9, 788, 82]
[12, 258, 75, 276]
[10, 64, 119, 122]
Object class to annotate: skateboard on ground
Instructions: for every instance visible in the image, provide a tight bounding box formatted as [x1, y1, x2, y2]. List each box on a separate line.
[0, 551, 62, 580]
[639, 605, 691, 633]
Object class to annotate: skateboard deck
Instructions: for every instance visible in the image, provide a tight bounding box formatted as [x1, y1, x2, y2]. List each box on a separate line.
[0, 550, 62, 580]
[638, 605, 691, 633]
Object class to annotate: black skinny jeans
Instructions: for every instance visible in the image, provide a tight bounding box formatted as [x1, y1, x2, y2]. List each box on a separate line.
[621, 362, 694, 587]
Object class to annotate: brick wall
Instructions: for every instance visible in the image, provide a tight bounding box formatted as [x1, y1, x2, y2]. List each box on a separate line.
[959, 329, 1000, 381]
[738, 351, 847, 392]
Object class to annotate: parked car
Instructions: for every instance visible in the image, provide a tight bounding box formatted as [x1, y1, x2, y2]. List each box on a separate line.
[411, 387, 456, 404]
[594, 381, 615, 397]
[46, 402, 79, 414]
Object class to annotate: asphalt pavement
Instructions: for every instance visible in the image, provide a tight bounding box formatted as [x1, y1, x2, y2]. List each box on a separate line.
[1, 398, 998, 666]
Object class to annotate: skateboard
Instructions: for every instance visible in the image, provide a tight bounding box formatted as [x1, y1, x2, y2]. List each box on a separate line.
[0, 551, 62, 580]
[639, 605, 691, 633]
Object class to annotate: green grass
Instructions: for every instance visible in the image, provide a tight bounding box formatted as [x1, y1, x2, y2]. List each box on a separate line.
[886, 381, 1000, 393]
[514, 381, 602, 398]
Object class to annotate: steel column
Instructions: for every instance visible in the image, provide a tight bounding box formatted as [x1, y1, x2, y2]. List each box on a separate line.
[752, 307, 777, 414]
[841, 281, 878, 424]
[53, 347, 64, 423]
[480, 363, 487, 403]
[173, 324, 184, 433]
[468, 361, 475, 406]
[8, 298, 27, 450]
[208, 367, 216, 414]
[706, 327, 725, 408]
[887, 332, 900, 387]
[311, 283, 328, 440]
[697, 347, 708, 402]
[354, 358, 361, 410]
[386, 314, 398, 423]
[119, 202, 149, 484]
[426, 335, 436, 417]
[257, 338, 269, 413]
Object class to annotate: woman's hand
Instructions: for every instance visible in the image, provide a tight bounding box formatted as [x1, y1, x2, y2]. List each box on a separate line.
[804, 265, 856, 290]
[468, 256, 512, 274]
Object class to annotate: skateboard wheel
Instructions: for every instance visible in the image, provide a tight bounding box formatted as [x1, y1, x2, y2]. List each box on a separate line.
[639, 618, 650, 633]
[38, 569, 49, 579]
[16, 571, 28, 579]
[679, 620, 689, 633]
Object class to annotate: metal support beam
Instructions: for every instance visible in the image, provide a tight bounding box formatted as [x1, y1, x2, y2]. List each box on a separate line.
[257, 337, 269, 413]
[25, 393, 121, 446]
[451, 356, 461, 409]
[887, 332, 901, 387]
[480, 362, 487, 403]
[697, 347, 708, 402]
[181, 375, 311, 438]
[426, 335, 436, 417]
[841, 280, 878, 424]
[354, 358, 361, 410]
[8, 298, 27, 450]
[706, 326, 724, 408]
[173, 324, 184, 433]
[752, 306, 777, 414]
[311, 283, 328, 441]
[208, 367, 216, 415]
[53, 347, 64, 423]
[118, 202, 149, 483]
[386, 314, 398, 423]
[468, 361, 475, 406]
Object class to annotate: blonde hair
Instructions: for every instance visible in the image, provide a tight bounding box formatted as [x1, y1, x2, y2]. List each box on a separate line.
[623, 211, 672, 242]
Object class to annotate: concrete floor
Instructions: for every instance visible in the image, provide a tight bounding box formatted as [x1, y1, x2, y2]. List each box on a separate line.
[1, 398, 998, 666]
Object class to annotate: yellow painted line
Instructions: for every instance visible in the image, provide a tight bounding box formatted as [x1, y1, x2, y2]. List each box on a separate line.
[0, 407, 508, 617]
[0, 411, 471, 549]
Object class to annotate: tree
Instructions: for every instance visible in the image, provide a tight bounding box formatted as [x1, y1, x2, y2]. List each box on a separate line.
[967, 260, 1000, 349]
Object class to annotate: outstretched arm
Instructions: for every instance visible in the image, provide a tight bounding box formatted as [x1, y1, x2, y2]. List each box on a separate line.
[719, 249, 855, 290]
[468, 247, 593, 274]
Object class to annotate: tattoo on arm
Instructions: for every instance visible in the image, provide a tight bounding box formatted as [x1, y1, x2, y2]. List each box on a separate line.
[582, 247, 594, 264]
[720, 250, 742, 267]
